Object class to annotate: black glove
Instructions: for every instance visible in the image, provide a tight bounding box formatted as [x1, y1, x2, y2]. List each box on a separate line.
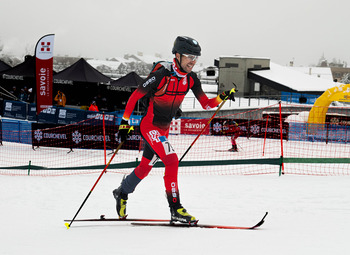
[118, 119, 133, 143]
[219, 89, 236, 101]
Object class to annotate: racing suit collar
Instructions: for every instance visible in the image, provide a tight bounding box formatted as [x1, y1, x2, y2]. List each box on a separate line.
[172, 58, 188, 78]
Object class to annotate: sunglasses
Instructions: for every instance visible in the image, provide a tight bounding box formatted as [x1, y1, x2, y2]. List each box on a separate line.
[182, 54, 199, 61]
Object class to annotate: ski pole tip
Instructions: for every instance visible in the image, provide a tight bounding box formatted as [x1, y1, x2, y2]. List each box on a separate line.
[65, 223, 71, 229]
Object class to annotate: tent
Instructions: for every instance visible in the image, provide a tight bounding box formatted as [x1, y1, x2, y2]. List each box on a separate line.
[0, 55, 35, 101]
[53, 58, 112, 84]
[53, 58, 113, 107]
[0, 55, 35, 79]
[0, 59, 11, 72]
[105, 72, 144, 111]
[108, 71, 144, 92]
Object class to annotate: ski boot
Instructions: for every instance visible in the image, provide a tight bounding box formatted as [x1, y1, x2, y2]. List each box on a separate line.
[170, 205, 198, 225]
[228, 145, 238, 152]
[112, 186, 128, 219]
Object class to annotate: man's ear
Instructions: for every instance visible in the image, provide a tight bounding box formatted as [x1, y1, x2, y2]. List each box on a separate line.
[175, 53, 181, 61]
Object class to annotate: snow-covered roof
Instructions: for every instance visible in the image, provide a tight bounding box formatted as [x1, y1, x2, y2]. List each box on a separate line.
[87, 59, 123, 70]
[130, 54, 165, 64]
[288, 66, 334, 81]
[250, 62, 341, 93]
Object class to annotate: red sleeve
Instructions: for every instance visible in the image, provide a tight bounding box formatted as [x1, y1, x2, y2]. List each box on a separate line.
[189, 73, 223, 109]
[122, 88, 147, 120]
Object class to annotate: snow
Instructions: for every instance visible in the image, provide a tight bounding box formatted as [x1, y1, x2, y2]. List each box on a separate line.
[87, 59, 123, 70]
[1, 152, 350, 254]
[289, 66, 334, 81]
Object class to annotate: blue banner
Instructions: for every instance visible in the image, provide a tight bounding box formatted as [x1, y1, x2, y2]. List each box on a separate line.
[2, 100, 27, 119]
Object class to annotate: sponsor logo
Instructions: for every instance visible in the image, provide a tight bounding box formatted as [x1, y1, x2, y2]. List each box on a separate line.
[58, 109, 67, 119]
[42, 107, 56, 114]
[34, 130, 43, 141]
[83, 134, 111, 142]
[5, 102, 12, 111]
[34, 130, 68, 141]
[250, 124, 260, 135]
[44, 133, 67, 139]
[2, 74, 24, 80]
[72, 130, 82, 144]
[40, 41, 52, 52]
[86, 113, 114, 121]
[38, 67, 49, 96]
[147, 130, 161, 143]
[142, 76, 156, 87]
[213, 122, 222, 132]
[184, 122, 206, 129]
[171, 182, 177, 203]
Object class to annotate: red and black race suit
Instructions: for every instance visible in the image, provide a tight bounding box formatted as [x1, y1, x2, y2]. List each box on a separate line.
[122, 62, 221, 205]
[123, 64, 221, 130]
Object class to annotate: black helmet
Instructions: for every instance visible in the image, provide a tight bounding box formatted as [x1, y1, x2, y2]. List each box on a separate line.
[172, 36, 201, 56]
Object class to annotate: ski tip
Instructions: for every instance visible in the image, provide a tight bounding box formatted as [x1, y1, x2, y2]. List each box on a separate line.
[65, 223, 70, 229]
[263, 212, 268, 220]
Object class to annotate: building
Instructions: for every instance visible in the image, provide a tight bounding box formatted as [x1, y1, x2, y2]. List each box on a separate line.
[214, 56, 341, 104]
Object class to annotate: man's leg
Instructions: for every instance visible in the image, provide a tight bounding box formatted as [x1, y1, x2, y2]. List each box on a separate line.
[113, 144, 157, 218]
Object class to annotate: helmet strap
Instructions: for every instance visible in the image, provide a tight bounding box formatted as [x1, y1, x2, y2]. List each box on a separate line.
[173, 58, 188, 77]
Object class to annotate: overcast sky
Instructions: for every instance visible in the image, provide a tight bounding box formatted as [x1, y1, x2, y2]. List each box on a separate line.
[0, 0, 348, 67]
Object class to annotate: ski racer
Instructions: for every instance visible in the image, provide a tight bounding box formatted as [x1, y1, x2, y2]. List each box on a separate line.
[113, 36, 236, 224]
[223, 120, 241, 152]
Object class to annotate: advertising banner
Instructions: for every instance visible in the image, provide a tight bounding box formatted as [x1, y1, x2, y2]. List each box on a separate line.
[2, 100, 27, 119]
[180, 119, 210, 135]
[35, 34, 55, 114]
[32, 123, 141, 150]
[211, 119, 289, 140]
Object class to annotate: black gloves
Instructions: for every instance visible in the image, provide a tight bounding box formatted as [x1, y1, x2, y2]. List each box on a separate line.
[118, 119, 133, 143]
[219, 88, 236, 101]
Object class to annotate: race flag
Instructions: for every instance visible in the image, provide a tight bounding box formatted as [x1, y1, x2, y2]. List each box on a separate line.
[35, 34, 55, 114]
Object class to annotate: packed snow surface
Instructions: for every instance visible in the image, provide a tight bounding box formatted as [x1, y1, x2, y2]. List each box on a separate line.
[1, 173, 349, 255]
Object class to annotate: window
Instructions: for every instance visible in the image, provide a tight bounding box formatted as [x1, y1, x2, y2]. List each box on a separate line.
[225, 63, 239, 68]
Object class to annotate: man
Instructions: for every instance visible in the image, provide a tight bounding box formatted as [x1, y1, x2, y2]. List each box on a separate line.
[113, 36, 235, 225]
[223, 120, 241, 152]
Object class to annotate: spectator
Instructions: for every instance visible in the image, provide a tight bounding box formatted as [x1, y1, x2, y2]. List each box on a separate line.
[26, 88, 34, 103]
[89, 101, 99, 111]
[10, 86, 19, 99]
[54, 90, 66, 107]
[19, 88, 28, 102]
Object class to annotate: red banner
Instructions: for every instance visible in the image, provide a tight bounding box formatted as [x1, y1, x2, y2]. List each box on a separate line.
[35, 34, 55, 114]
[181, 119, 210, 135]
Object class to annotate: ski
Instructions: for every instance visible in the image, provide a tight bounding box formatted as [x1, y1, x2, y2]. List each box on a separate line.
[64, 214, 169, 223]
[131, 212, 268, 230]
[214, 149, 237, 152]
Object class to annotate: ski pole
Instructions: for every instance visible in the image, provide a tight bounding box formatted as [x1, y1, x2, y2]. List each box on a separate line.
[179, 88, 236, 162]
[65, 141, 124, 229]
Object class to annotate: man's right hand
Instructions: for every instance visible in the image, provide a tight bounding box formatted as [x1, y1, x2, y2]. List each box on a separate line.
[219, 88, 236, 101]
[118, 119, 133, 143]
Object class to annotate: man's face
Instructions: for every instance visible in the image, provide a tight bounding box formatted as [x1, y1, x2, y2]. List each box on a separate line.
[176, 53, 198, 73]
